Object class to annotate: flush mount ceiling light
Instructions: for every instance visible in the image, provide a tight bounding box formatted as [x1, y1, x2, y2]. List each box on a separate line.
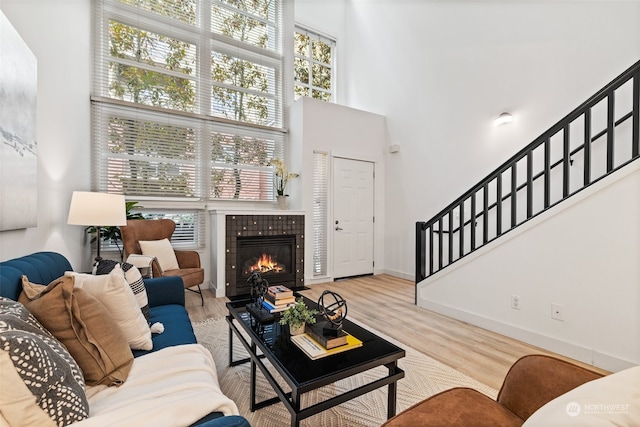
[495, 112, 513, 125]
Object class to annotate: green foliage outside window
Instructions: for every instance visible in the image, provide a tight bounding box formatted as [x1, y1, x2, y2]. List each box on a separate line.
[294, 29, 334, 102]
[99, 0, 283, 200]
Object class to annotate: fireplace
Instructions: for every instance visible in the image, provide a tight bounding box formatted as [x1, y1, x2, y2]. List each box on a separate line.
[225, 214, 304, 297]
[237, 235, 296, 287]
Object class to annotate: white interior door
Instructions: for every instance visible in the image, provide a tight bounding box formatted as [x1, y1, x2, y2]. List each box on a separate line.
[332, 157, 374, 279]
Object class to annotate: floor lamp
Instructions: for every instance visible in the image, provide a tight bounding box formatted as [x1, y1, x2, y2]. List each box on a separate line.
[67, 191, 127, 266]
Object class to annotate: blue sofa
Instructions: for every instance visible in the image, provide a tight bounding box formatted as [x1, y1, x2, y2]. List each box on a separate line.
[0, 251, 249, 427]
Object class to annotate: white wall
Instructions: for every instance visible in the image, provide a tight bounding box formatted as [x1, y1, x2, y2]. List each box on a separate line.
[339, 1, 640, 278]
[418, 162, 640, 371]
[0, 1, 92, 271]
[288, 97, 387, 283]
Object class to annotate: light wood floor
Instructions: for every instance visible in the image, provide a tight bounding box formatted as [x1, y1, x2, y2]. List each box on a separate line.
[186, 274, 608, 390]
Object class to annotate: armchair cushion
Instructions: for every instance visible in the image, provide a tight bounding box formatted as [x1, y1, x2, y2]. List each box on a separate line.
[382, 387, 522, 427]
[497, 354, 604, 420]
[139, 238, 179, 271]
[163, 267, 205, 289]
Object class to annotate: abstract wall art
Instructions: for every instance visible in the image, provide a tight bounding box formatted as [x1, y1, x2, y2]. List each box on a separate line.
[0, 11, 37, 231]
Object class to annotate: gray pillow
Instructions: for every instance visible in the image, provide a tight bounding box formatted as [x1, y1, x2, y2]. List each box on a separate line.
[0, 297, 89, 426]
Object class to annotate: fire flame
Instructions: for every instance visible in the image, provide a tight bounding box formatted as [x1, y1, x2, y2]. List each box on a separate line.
[245, 253, 286, 275]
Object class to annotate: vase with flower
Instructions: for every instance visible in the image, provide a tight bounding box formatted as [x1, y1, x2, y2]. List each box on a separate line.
[270, 159, 299, 210]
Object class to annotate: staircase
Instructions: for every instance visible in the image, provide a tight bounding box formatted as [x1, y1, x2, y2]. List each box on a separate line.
[415, 60, 640, 288]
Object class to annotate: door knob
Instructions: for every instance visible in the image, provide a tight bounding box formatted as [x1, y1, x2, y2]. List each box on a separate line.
[335, 226, 343, 231]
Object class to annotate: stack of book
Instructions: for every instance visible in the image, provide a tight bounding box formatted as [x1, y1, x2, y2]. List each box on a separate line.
[262, 285, 296, 313]
[290, 329, 363, 360]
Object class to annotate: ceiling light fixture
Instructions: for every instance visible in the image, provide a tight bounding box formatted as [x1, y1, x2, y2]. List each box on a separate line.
[495, 112, 513, 125]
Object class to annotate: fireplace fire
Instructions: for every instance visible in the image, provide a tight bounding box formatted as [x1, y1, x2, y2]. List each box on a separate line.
[237, 235, 296, 288]
[225, 214, 304, 297]
[243, 253, 287, 275]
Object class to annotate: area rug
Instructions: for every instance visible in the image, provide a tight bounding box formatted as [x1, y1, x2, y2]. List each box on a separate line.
[193, 318, 497, 427]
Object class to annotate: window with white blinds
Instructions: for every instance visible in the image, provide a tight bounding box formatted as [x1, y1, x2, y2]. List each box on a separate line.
[294, 25, 335, 102]
[312, 151, 329, 276]
[143, 211, 205, 248]
[100, 210, 205, 254]
[93, 0, 290, 201]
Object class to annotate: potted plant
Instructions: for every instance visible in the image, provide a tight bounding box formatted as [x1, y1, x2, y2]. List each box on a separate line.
[279, 298, 319, 335]
[269, 159, 299, 209]
[87, 201, 145, 261]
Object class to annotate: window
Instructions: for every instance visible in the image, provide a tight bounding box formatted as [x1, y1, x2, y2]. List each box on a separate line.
[312, 151, 329, 276]
[93, 0, 290, 201]
[143, 211, 205, 248]
[294, 26, 335, 102]
[100, 210, 204, 255]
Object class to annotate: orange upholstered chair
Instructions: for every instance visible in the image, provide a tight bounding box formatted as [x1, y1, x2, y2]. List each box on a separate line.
[120, 219, 205, 305]
[381, 354, 604, 426]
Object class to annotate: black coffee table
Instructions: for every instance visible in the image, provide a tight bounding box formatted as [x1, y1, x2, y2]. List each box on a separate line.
[226, 296, 405, 427]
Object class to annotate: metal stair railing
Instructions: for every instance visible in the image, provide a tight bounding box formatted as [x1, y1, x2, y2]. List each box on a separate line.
[416, 59, 640, 292]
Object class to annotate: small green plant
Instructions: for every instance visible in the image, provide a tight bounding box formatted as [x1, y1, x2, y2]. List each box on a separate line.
[87, 201, 145, 261]
[279, 298, 319, 329]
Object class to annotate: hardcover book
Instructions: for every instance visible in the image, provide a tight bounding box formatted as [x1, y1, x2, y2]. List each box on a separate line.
[305, 322, 348, 349]
[267, 285, 293, 299]
[290, 332, 363, 360]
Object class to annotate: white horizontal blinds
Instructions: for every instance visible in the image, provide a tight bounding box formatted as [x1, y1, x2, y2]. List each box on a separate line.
[313, 151, 329, 276]
[209, 0, 283, 127]
[294, 25, 335, 102]
[93, 103, 201, 198]
[96, 1, 199, 112]
[94, 0, 288, 201]
[143, 211, 205, 248]
[209, 124, 283, 200]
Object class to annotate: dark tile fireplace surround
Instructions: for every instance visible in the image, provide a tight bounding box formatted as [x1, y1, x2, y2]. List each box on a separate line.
[225, 214, 304, 297]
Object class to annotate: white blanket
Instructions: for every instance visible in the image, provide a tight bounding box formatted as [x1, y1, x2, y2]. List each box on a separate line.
[75, 344, 239, 427]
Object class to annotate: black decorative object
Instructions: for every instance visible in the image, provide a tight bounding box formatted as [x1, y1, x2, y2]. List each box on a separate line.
[307, 291, 349, 349]
[317, 290, 348, 329]
[246, 271, 274, 323]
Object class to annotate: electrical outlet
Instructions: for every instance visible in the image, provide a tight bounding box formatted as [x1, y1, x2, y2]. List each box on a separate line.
[551, 303, 564, 321]
[511, 295, 520, 310]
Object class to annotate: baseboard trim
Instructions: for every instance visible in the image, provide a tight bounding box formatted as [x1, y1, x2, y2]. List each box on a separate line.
[418, 299, 635, 373]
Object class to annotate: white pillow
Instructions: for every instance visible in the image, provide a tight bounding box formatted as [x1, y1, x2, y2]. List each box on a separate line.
[65, 265, 152, 351]
[523, 365, 640, 426]
[139, 238, 180, 271]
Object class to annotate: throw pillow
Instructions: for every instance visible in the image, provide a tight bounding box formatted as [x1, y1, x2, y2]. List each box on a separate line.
[523, 365, 640, 426]
[0, 297, 89, 426]
[139, 238, 180, 271]
[65, 265, 153, 351]
[95, 259, 151, 322]
[24, 275, 134, 387]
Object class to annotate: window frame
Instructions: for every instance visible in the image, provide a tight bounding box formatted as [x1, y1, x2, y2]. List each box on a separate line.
[294, 24, 336, 102]
[93, 0, 290, 202]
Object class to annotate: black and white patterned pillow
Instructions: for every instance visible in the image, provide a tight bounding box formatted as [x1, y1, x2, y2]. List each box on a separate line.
[0, 297, 89, 426]
[95, 259, 150, 322]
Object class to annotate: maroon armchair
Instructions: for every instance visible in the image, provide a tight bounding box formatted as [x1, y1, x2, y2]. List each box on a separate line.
[381, 354, 604, 426]
[120, 219, 205, 305]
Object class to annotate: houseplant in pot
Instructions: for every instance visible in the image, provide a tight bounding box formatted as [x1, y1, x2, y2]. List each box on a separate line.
[269, 158, 299, 210]
[279, 298, 319, 335]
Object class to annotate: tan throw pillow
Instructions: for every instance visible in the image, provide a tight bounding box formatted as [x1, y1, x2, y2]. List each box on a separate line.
[139, 238, 180, 271]
[65, 265, 153, 351]
[24, 275, 133, 387]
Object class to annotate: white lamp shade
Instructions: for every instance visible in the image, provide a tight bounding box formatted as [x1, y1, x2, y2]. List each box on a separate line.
[67, 191, 127, 226]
